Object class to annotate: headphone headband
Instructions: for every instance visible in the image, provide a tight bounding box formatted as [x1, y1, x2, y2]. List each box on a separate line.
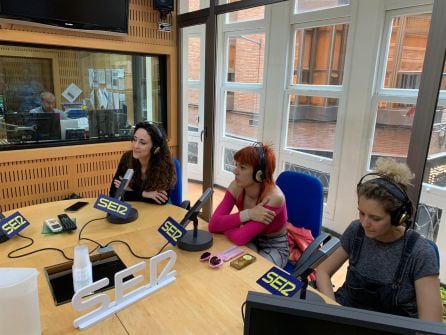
[253, 143, 266, 183]
[357, 172, 412, 226]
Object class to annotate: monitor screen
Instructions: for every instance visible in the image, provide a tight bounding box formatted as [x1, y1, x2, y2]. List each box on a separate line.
[88, 109, 127, 139]
[244, 291, 446, 335]
[4, 112, 61, 142]
[0, 0, 129, 34]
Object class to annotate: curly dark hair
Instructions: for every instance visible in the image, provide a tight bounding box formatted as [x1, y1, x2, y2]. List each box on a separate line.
[127, 122, 176, 191]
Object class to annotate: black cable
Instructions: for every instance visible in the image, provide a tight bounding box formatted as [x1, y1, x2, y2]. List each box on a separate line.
[78, 216, 107, 241]
[8, 234, 73, 261]
[77, 216, 171, 260]
[241, 301, 247, 323]
[103, 240, 170, 260]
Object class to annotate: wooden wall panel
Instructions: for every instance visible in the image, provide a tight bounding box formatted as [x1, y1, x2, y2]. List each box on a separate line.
[0, 141, 179, 211]
[0, 143, 129, 211]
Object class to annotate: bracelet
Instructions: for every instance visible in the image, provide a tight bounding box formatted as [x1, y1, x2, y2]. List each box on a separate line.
[240, 209, 250, 222]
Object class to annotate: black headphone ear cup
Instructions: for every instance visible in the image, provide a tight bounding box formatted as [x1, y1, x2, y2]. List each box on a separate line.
[391, 206, 411, 226]
[398, 212, 409, 226]
[254, 169, 264, 183]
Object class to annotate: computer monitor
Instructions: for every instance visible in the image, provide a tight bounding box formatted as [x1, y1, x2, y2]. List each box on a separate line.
[244, 291, 446, 335]
[4, 112, 61, 142]
[88, 109, 127, 139]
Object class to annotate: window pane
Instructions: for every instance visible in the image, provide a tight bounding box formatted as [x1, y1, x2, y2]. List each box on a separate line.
[188, 36, 201, 81]
[219, 1, 264, 23]
[187, 88, 200, 132]
[227, 33, 265, 84]
[224, 147, 237, 172]
[286, 94, 338, 158]
[180, 0, 209, 14]
[283, 162, 330, 203]
[369, 101, 416, 168]
[295, 0, 349, 14]
[293, 24, 349, 85]
[424, 106, 446, 187]
[0, 44, 164, 149]
[384, 14, 431, 89]
[188, 142, 198, 164]
[414, 203, 441, 241]
[224, 91, 260, 140]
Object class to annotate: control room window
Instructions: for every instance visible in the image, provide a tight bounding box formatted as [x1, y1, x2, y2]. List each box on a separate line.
[0, 44, 166, 150]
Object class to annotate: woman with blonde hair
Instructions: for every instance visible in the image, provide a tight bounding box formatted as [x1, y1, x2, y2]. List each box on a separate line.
[316, 158, 442, 321]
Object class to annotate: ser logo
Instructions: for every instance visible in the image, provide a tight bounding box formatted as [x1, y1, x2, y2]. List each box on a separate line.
[158, 217, 186, 246]
[256, 267, 304, 297]
[0, 211, 30, 238]
[94, 194, 131, 218]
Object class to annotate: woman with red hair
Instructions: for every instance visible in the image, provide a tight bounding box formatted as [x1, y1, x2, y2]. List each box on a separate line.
[209, 143, 289, 267]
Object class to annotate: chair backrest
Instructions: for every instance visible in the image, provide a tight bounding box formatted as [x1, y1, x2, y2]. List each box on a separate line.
[276, 171, 323, 238]
[426, 239, 440, 269]
[170, 158, 182, 206]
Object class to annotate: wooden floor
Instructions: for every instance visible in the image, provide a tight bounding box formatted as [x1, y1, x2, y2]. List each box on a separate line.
[186, 181, 348, 290]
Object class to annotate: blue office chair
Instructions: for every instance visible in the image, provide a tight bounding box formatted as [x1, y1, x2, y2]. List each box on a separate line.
[276, 170, 324, 238]
[276, 171, 324, 272]
[426, 239, 440, 269]
[170, 158, 190, 209]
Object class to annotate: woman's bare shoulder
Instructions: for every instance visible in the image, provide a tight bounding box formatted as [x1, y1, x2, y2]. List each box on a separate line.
[264, 186, 285, 207]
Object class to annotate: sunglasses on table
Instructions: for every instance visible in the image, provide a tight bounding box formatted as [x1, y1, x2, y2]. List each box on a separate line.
[200, 245, 244, 269]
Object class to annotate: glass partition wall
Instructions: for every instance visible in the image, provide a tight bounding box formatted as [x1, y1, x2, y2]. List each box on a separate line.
[0, 44, 166, 149]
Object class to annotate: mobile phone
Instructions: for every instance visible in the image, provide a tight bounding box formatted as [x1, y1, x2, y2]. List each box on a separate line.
[230, 253, 256, 270]
[64, 201, 88, 212]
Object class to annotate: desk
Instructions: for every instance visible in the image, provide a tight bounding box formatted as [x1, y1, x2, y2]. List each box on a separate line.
[0, 199, 329, 334]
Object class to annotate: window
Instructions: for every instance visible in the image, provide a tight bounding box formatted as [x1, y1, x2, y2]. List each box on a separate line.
[286, 23, 349, 159]
[223, 32, 265, 141]
[0, 44, 166, 150]
[294, 0, 350, 14]
[371, 11, 432, 168]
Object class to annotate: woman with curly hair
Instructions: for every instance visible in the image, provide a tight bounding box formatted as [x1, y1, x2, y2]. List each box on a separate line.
[316, 158, 442, 322]
[109, 121, 176, 204]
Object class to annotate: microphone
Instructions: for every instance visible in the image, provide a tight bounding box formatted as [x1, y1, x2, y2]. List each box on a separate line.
[177, 187, 214, 251]
[107, 169, 138, 224]
[114, 169, 134, 201]
[291, 232, 340, 300]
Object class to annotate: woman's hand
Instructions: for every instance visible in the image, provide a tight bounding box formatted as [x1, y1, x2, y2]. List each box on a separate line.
[113, 177, 132, 191]
[248, 197, 275, 224]
[142, 190, 168, 204]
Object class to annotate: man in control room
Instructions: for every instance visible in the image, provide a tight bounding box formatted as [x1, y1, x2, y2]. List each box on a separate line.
[30, 91, 68, 119]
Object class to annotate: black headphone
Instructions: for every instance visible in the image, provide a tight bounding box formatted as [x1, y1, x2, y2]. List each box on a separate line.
[357, 173, 413, 226]
[253, 143, 266, 183]
[136, 121, 164, 155]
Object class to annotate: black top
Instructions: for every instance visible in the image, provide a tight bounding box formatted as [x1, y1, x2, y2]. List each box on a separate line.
[109, 151, 170, 205]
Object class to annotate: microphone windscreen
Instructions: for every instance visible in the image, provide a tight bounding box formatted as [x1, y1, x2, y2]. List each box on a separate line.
[114, 169, 134, 200]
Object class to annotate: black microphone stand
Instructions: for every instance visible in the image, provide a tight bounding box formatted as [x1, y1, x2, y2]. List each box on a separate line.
[177, 210, 213, 252]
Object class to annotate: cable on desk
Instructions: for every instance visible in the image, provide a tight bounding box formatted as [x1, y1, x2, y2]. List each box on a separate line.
[8, 234, 73, 261]
[77, 216, 171, 260]
[103, 240, 170, 260]
[241, 301, 247, 323]
[77, 216, 107, 241]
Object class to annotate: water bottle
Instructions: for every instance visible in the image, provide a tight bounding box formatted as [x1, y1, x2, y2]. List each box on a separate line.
[72, 244, 93, 292]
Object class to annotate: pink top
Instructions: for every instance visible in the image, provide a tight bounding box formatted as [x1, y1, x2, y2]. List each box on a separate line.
[209, 191, 288, 246]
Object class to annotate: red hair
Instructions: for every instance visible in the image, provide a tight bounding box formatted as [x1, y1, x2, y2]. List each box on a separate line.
[234, 144, 276, 202]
